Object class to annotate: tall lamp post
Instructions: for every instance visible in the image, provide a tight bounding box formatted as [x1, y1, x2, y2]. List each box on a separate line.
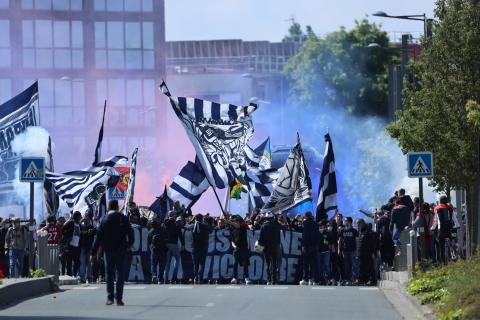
[372, 11, 430, 38]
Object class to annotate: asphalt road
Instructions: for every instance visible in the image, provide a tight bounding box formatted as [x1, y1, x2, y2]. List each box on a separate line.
[0, 284, 402, 320]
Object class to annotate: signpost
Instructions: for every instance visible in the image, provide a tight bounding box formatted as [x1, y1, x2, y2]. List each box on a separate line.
[407, 151, 434, 206]
[20, 157, 45, 270]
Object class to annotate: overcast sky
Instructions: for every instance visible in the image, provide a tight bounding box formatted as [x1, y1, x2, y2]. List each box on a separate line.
[165, 0, 436, 42]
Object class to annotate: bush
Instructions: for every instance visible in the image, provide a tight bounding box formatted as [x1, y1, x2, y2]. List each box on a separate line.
[29, 268, 46, 278]
[407, 252, 480, 320]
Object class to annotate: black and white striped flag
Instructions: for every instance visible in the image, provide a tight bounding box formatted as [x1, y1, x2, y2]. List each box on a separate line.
[160, 81, 257, 189]
[46, 156, 126, 213]
[167, 157, 209, 208]
[93, 100, 106, 166]
[124, 148, 138, 215]
[316, 133, 337, 221]
[262, 133, 312, 213]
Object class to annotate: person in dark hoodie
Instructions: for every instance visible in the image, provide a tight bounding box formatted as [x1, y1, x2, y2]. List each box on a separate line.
[91, 200, 134, 306]
[191, 214, 212, 284]
[79, 215, 96, 283]
[356, 219, 376, 285]
[148, 216, 167, 284]
[397, 188, 414, 211]
[60, 211, 82, 277]
[433, 195, 454, 265]
[299, 211, 319, 285]
[227, 215, 250, 285]
[259, 212, 282, 285]
[390, 198, 411, 253]
[164, 213, 184, 283]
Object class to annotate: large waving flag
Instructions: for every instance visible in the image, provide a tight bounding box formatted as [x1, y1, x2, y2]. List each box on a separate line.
[46, 156, 126, 213]
[160, 82, 257, 189]
[0, 82, 39, 187]
[262, 134, 312, 213]
[149, 186, 172, 222]
[167, 157, 210, 208]
[316, 133, 338, 221]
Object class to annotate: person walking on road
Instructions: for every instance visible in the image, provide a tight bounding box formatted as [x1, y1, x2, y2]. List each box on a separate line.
[4, 217, 29, 278]
[91, 200, 134, 306]
[191, 214, 212, 284]
[259, 212, 282, 285]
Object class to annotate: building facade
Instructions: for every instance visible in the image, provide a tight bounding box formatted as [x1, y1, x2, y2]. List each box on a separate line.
[0, 0, 166, 215]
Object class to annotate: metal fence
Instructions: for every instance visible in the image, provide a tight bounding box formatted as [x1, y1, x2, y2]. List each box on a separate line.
[37, 232, 59, 276]
[394, 230, 417, 273]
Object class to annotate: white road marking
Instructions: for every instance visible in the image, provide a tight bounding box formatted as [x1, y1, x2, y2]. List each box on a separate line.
[263, 286, 288, 290]
[359, 287, 379, 290]
[312, 287, 336, 290]
[194, 315, 204, 318]
[216, 286, 241, 289]
[206, 303, 215, 307]
[168, 286, 194, 289]
[216, 294, 224, 297]
[71, 286, 99, 290]
[125, 286, 146, 290]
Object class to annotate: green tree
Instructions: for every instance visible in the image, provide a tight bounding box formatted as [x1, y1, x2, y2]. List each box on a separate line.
[387, 0, 480, 253]
[282, 21, 306, 44]
[284, 19, 394, 117]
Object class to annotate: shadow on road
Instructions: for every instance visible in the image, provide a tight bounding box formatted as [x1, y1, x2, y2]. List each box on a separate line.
[0, 317, 118, 320]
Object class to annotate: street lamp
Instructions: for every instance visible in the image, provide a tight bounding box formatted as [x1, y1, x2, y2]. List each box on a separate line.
[372, 11, 429, 38]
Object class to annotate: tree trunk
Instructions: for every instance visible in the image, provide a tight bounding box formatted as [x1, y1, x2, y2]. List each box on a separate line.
[466, 179, 480, 257]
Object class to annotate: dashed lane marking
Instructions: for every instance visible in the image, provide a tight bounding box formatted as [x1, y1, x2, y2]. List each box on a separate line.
[206, 303, 215, 307]
[168, 286, 194, 289]
[311, 287, 336, 290]
[216, 286, 241, 289]
[263, 286, 288, 290]
[71, 286, 99, 290]
[359, 287, 379, 290]
[124, 286, 146, 290]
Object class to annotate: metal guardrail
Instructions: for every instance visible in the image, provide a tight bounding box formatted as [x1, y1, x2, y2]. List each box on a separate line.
[37, 233, 59, 276]
[394, 230, 417, 273]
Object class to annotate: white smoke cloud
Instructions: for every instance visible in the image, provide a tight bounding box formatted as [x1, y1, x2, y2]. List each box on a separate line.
[11, 126, 52, 223]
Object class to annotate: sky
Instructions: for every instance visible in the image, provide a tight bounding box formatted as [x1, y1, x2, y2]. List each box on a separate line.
[165, 0, 436, 42]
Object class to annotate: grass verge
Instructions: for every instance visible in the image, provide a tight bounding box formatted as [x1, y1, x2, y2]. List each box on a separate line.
[407, 252, 480, 320]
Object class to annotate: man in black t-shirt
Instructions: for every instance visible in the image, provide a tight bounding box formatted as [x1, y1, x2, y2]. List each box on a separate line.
[338, 217, 358, 284]
[227, 215, 250, 285]
[318, 220, 333, 284]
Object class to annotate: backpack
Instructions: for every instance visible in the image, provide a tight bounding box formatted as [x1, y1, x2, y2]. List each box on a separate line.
[151, 233, 165, 252]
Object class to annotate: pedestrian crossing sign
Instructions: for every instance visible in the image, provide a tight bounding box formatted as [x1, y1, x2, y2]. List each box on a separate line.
[20, 157, 45, 182]
[407, 152, 433, 178]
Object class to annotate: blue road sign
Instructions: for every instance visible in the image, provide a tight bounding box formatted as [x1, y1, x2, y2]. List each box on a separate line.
[108, 186, 126, 200]
[20, 157, 45, 182]
[407, 152, 433, 178]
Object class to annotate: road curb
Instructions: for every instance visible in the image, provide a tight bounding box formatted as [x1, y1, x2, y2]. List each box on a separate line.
[379, 280, 436, 320]
[0, 276, 57, 308]
[58, 275, 79, 286]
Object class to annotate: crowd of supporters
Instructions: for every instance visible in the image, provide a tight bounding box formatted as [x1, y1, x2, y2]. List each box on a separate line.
[0, 187, 463, 287]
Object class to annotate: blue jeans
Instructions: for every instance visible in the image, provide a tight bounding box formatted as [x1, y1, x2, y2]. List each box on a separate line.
[318, 251, 331, 282]
[165, 243, 181, 281]
[192, 247, 208, 281]
[151, 251, 166, 281]
[9, 249, 24, 278]
[302, 246, 318, 282]
[79, 247, 91, 281]
[104, 250, 126, 302]
[393, 228, 402, 247]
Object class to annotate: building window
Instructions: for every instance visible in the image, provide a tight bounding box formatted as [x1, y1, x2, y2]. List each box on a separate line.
[95, 21, 154, 70]
[0, 0, 9, 9]
[22, 19, 84, 69]
[0, 20, 11, 68]
[96, 78, 156, 128]
[36, 78, 85, 128]
[0, 79, 12, 104]
[94, 0, 153, 12]
[22, 0, 82, 11]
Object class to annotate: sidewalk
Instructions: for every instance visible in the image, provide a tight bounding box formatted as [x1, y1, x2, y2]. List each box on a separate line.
[379, 271, 436, 320]
[0, 276, 57, 308]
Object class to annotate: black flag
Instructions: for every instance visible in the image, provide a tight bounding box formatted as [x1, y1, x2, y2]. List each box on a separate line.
[93, 100, 107, 166]
[316, 133, 338, 221]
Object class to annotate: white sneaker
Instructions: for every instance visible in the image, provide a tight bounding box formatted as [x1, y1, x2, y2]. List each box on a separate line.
[230, 278, 237, 285]
[308, 280, 313, 286]
[245, 278, 251, 285]
[267, 281, 272, 285]
[299, 280, 308, 285]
